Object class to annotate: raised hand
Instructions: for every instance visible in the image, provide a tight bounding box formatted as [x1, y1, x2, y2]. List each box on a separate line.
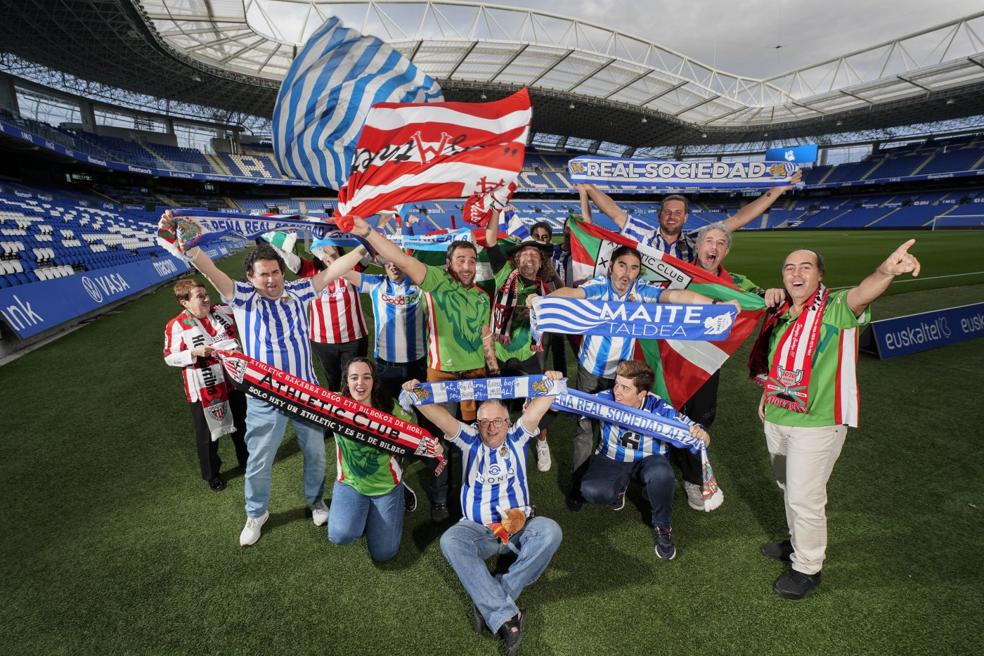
[879, 239, 921, 278]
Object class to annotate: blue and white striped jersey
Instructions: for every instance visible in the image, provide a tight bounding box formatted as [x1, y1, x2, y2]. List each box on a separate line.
[621, 215, 697, 263]
[358, 274, 427, 363]
[595, 390, 695, 462]
[576, 275, 664, 379]
[229, 279, 318, 383]
[449, 422, 537, 526]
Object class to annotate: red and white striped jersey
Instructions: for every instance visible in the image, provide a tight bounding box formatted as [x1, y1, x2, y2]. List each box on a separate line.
[309, 277, 368, 344]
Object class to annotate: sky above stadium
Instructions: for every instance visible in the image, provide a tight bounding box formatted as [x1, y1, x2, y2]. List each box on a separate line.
[487, 0, 983, 78]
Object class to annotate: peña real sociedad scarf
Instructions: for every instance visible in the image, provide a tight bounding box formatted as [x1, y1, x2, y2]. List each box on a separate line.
[399, 375, 567, 413]
[217, 350, 446, 473]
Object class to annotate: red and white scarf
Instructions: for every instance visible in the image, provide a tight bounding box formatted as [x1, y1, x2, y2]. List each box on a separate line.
[491, 268, 548, 351]
[753, 285, 829, 414]
[177, 310, 238, 440]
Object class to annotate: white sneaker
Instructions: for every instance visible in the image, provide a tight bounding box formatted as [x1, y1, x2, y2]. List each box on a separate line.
[239, 511, 269, 547]
[684, 482, 705, 511]
[311, 500, 329, 526]
[535, 438, 551, 472]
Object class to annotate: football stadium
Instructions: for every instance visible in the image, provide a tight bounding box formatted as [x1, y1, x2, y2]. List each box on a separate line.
[1, 2, 982, 654]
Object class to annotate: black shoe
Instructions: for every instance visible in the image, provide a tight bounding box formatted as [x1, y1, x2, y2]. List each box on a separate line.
[208, 475, 226, 492]
[773, 569, 822, 600]
[565, 493, 584, 512]
[403, 482, 418, 513]
[431, 503, 450, 523]
[761, 539, 794, 562]
[653, 525, 676, 560]
[610, 486, 627, 511]
[498, 610, 525, 656]
[470, 603, 488, 635]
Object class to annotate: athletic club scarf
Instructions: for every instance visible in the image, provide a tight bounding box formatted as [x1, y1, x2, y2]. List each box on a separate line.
[749, 284, 830, 414]
[217, 351, 446, 473]
[491, 269, 549, 351]
[529, 297, 737, 342]
[399, 375, 567, 412]
[175, 310, 239, 440]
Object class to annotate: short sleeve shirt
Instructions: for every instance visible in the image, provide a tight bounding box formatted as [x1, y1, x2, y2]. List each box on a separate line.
[419, 265, 491, 372]
[621, 215, 697, 263]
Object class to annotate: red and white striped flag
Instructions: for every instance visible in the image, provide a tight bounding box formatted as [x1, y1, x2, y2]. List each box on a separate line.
[337, 88, 531, 227]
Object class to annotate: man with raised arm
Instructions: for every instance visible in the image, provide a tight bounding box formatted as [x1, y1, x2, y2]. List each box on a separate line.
[159, 211, 366, 547]
[754, 241, 920, 600]
[341, 215, 496, 523]
[581, 170, 800, 262]
[528, 244, 734, 511]
[403, 372, 565, 656]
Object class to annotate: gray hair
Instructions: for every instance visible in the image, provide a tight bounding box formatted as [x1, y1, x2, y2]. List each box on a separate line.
[696, 222, 733, 248]
[477, 399, 508, 418]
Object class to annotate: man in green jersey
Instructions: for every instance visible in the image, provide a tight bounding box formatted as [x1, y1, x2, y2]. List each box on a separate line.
[755, 240, 921, 600]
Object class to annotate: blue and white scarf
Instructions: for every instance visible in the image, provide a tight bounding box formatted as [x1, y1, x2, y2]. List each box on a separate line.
[568, 157, 799, 190]
[399, 375, 567, 412]
[530, 297, 737, 342]
[385, 227, 473, 251]
[551, 389, 704, 454]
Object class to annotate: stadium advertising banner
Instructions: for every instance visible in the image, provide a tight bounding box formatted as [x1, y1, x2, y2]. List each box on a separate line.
[868, 302, 984, 359]
[0, 245, 235, 339]
[0, 120, 310, 187]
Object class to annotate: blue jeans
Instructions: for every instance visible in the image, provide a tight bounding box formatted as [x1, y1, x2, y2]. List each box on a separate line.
[581, 454, 675, 528]
[327, 480, 404, 562]
[243, 396, 326, 518]
[440, 517, 563, 632]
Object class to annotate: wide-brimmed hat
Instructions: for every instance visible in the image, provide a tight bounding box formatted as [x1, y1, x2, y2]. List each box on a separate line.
[508, 239, 553, 258]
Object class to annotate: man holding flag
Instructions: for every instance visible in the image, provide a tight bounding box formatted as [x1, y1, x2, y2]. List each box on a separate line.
[753, 241, 920, 599]
[529, 244, 735, 510]
[580, 171, 800, 261]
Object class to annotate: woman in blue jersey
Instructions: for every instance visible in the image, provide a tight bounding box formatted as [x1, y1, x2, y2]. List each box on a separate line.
[327, 357, 415, 562]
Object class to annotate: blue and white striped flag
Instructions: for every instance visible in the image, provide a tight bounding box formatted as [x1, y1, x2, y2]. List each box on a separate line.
[272, 16, 443, 190]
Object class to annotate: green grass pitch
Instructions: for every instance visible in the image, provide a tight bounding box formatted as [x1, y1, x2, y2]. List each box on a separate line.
[1, 230, 981, 654]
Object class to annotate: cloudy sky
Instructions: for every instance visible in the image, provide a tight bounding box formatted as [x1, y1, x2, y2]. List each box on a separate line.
[476, 0, 983, 78]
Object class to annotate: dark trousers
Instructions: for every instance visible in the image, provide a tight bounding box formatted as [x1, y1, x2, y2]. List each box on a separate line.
[547, 332, 567, 373]
[581, 455, 675, 528]
[313, 337, 368, 391]
[568, 365, 615, 501]
[498, 353, 555, 430]
[671, 371, 720, 486]
[374, 356, 427, 407]
[189, 391, 248, 481]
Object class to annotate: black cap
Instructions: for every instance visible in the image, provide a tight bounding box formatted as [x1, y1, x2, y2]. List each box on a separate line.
[507, 239, 553, 258]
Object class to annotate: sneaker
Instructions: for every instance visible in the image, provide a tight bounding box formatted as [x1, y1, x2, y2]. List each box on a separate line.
[535, 438, 551, 472]
[239, 511, 269, 547]
[208, 475, 226, 492]
[610, 485, 627, 511]
[683, 481, 704, 510]
[403, 481, 418, 513]
[653, 525, 677, 560]
[310, 500, 329, 527]
[773, 569, 821, 600]
[431, 503, 450, 523]
[761, 539, 794, 562]
[498, 610, 525, 656]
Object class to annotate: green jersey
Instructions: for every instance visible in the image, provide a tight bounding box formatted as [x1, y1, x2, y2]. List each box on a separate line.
[420, 264, 490, 372]
[491, 262, 542, 363]
[335, 402, 414, 496]
[765, 289, 871, 428]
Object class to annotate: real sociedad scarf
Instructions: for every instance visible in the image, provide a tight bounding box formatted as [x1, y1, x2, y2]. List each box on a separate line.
[568, 157, 800, 190]
[385, 228, 474, 251]
[217, 351, 446, 473]
[398, 375, 567, 413]
[750, 284, 829, 414]
[175, 310, 239, 441]
[529, 297, 737, 342]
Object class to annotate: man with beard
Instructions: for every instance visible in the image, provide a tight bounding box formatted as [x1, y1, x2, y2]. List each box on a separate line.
[580, 171, 800, 262]
[485, 220, 556, 472]
[753, 241, 920, 599]
[341, 215, 496, 523]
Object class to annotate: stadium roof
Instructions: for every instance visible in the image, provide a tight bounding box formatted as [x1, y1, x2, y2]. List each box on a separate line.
[2, 1, 984, 145]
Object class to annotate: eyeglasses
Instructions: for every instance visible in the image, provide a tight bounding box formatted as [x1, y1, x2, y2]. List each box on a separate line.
[477, 418, 508, 429]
